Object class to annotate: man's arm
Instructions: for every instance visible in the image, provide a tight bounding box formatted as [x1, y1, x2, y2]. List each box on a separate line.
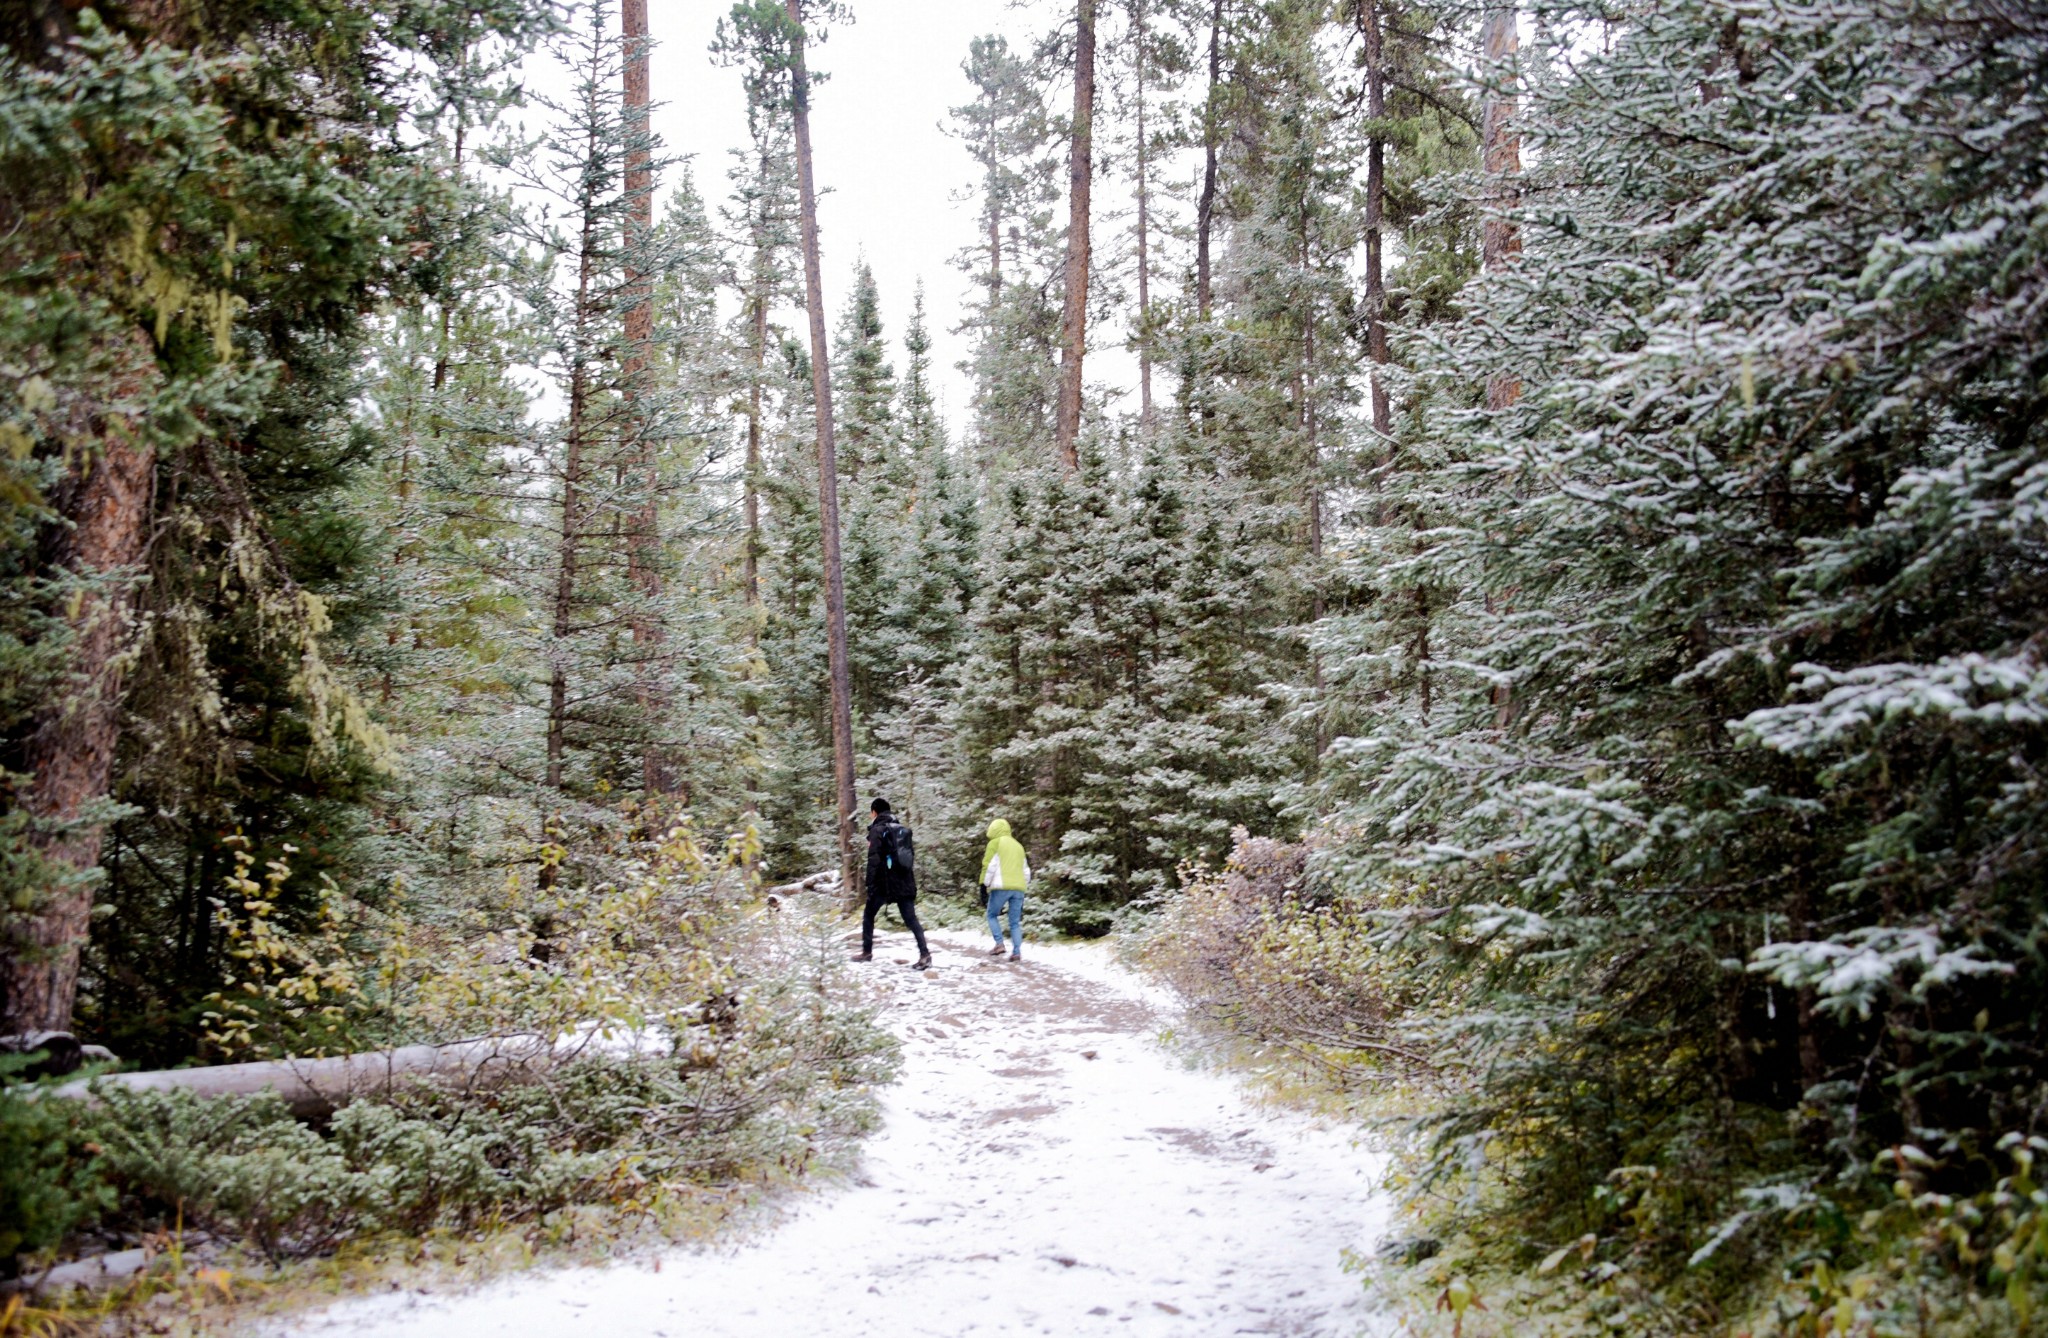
[864, 827, 884, 893]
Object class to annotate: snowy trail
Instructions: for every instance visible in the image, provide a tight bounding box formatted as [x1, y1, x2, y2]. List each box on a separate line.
[273, 929, 1398, 1338]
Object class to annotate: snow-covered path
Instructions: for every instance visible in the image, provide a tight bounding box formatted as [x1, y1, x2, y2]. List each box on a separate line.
[275, 930, 1397, 1338]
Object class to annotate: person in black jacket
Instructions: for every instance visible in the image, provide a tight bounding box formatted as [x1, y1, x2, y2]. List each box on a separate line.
[854, 797, 931, 969]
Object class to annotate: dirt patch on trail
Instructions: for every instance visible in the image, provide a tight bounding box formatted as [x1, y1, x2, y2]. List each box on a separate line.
[954, 956, 1159, 1034]
[988, 1103, 1060, 1123]
[1144, 1126, 1278, 1163]
[1148, 1126, 1228, 1157]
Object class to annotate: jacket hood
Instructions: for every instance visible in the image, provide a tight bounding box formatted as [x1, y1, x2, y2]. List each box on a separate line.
[986, 818, 1011, 840]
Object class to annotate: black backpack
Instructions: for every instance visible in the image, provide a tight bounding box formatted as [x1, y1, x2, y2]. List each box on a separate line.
[882, 820, 915, 875]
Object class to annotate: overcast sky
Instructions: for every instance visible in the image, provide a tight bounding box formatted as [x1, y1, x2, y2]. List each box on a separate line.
[640, 0, 1051, 428]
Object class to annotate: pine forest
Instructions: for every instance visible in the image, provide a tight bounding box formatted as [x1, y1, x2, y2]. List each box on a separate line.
[0, 0, 2044, 1334]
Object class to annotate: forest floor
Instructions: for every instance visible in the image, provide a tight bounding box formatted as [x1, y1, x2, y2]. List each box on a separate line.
[263, 922, 1399, 1338]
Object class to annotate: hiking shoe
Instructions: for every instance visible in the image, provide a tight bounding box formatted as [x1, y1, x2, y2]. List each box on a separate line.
[1009, 952, 1022, 962]
[988, 943, 1007, 956]
[913, 953, 933, 971]
[850, 951, 873, 962]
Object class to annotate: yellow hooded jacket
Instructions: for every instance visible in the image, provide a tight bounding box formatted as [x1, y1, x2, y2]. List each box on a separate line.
[980, 819, 1030, 891]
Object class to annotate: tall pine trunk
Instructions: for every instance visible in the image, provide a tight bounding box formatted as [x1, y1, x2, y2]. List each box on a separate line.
[738, 152, 773, 869]
[786, 0, 859, 896]
[985, 114, 1003, 307]
[1358, 0, 1392, 438]
[620, 0, 671, 796]
[541, 123, 604, 888]
[1132, 0, 1154, 431]
[1298, 198, 1323, 634]
[1479, 4, 1522, 729]
[1053, 0, 1096, 468]
[744, 195, 769, 620]
[432, 108, 468, 396]
[1, 340, 157, 1033]
[1302, 251, 1321, 575]
[1480, 4, 1521, 412]
[1194, 0, 1223, 322]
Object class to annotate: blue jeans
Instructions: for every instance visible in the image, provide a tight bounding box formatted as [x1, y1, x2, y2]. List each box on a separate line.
[986, 888, 1024, 955]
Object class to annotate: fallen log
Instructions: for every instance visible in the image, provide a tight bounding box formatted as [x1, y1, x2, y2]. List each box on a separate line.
[50, 1033, 555, 1120]
[764, 870, 839, 899]
[0, 1244, 162, 1298]
[1, 1030, 118, 1079]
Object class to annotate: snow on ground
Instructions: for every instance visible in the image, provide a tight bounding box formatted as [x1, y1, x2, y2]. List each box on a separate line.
[272, 925, 1399, 1338]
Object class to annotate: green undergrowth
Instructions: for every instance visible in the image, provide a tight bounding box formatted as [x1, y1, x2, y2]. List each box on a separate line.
[2, 1181, 768, 1338]
[1, 831, 900, 1335]
[1126, 834, 2048, 1338]
[1341, 1135, 2048, 1338]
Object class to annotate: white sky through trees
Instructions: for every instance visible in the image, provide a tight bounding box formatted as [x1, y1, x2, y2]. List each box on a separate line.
[507, 0, 1151, 432]
[656, 0, 1042, 427]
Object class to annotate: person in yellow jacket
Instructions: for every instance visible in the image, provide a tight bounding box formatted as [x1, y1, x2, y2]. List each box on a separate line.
[980, 818, 1030, 962]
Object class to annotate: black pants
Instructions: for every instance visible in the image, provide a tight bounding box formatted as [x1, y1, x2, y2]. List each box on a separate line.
[862, 895, 929, 956]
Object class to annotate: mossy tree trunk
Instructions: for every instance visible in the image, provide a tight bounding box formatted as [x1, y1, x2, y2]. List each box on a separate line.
[3, 341, 157, 1033]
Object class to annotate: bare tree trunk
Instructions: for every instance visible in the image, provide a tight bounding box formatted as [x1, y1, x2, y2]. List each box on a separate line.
[1195, 0, 1224, 322]
[1480, 4, 1522, 730]
[384, 366, 419, 707]
[1305, 303, 1327, 744]
[1414, 584, 1431, 719]
[386, 100, 471, 709]
[744, 257, 767, 621]
[1053, 0, 1097, 468]
[1, 344, 157, 1034]
[1303, 313, 1321, 572]
[1789, 884, 1825, 1095]
[1297, 200, 1323, 623]
[541, 137, 604, 888]
[1294, 191, 1327, 741]
[542, 365, 587, 895]
[1359, 0, 1392, 438]
[1132, 0, 1155, 432]
[786, 0, 859, 898]
[620, 0, 672, 796]
[986, 114, 1003, 305]
[987, 217, 1002, 306]
[738, 162, 773, 875]
[1480, 4, 1521, 413]
[432, 110, 468, 398]
[741, 134, 782, 626]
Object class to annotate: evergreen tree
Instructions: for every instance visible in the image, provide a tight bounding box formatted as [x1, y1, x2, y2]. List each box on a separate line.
[958, 437, 1290, 927]
[488, 0, 701, 873]
[342, 134, 534, 917]
[858, 666, 973, 891]
[836, 263, 907, 723]
[858, 293, 982, 891]
[713, 3, 807, 866]
[833, 262, 896, 481]
[0, 0, 537, 1040]
[889, 291, 979, 686]
[1098, 0, 1201, 431]
[948, 35, 1062, 469]
[647, 174, 754, 832]
[1310, 0, 2048, 1320]
[957, 464, 1076, 879]
[1183, 0, 1359, 539]
[756, 335, 836, 876]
